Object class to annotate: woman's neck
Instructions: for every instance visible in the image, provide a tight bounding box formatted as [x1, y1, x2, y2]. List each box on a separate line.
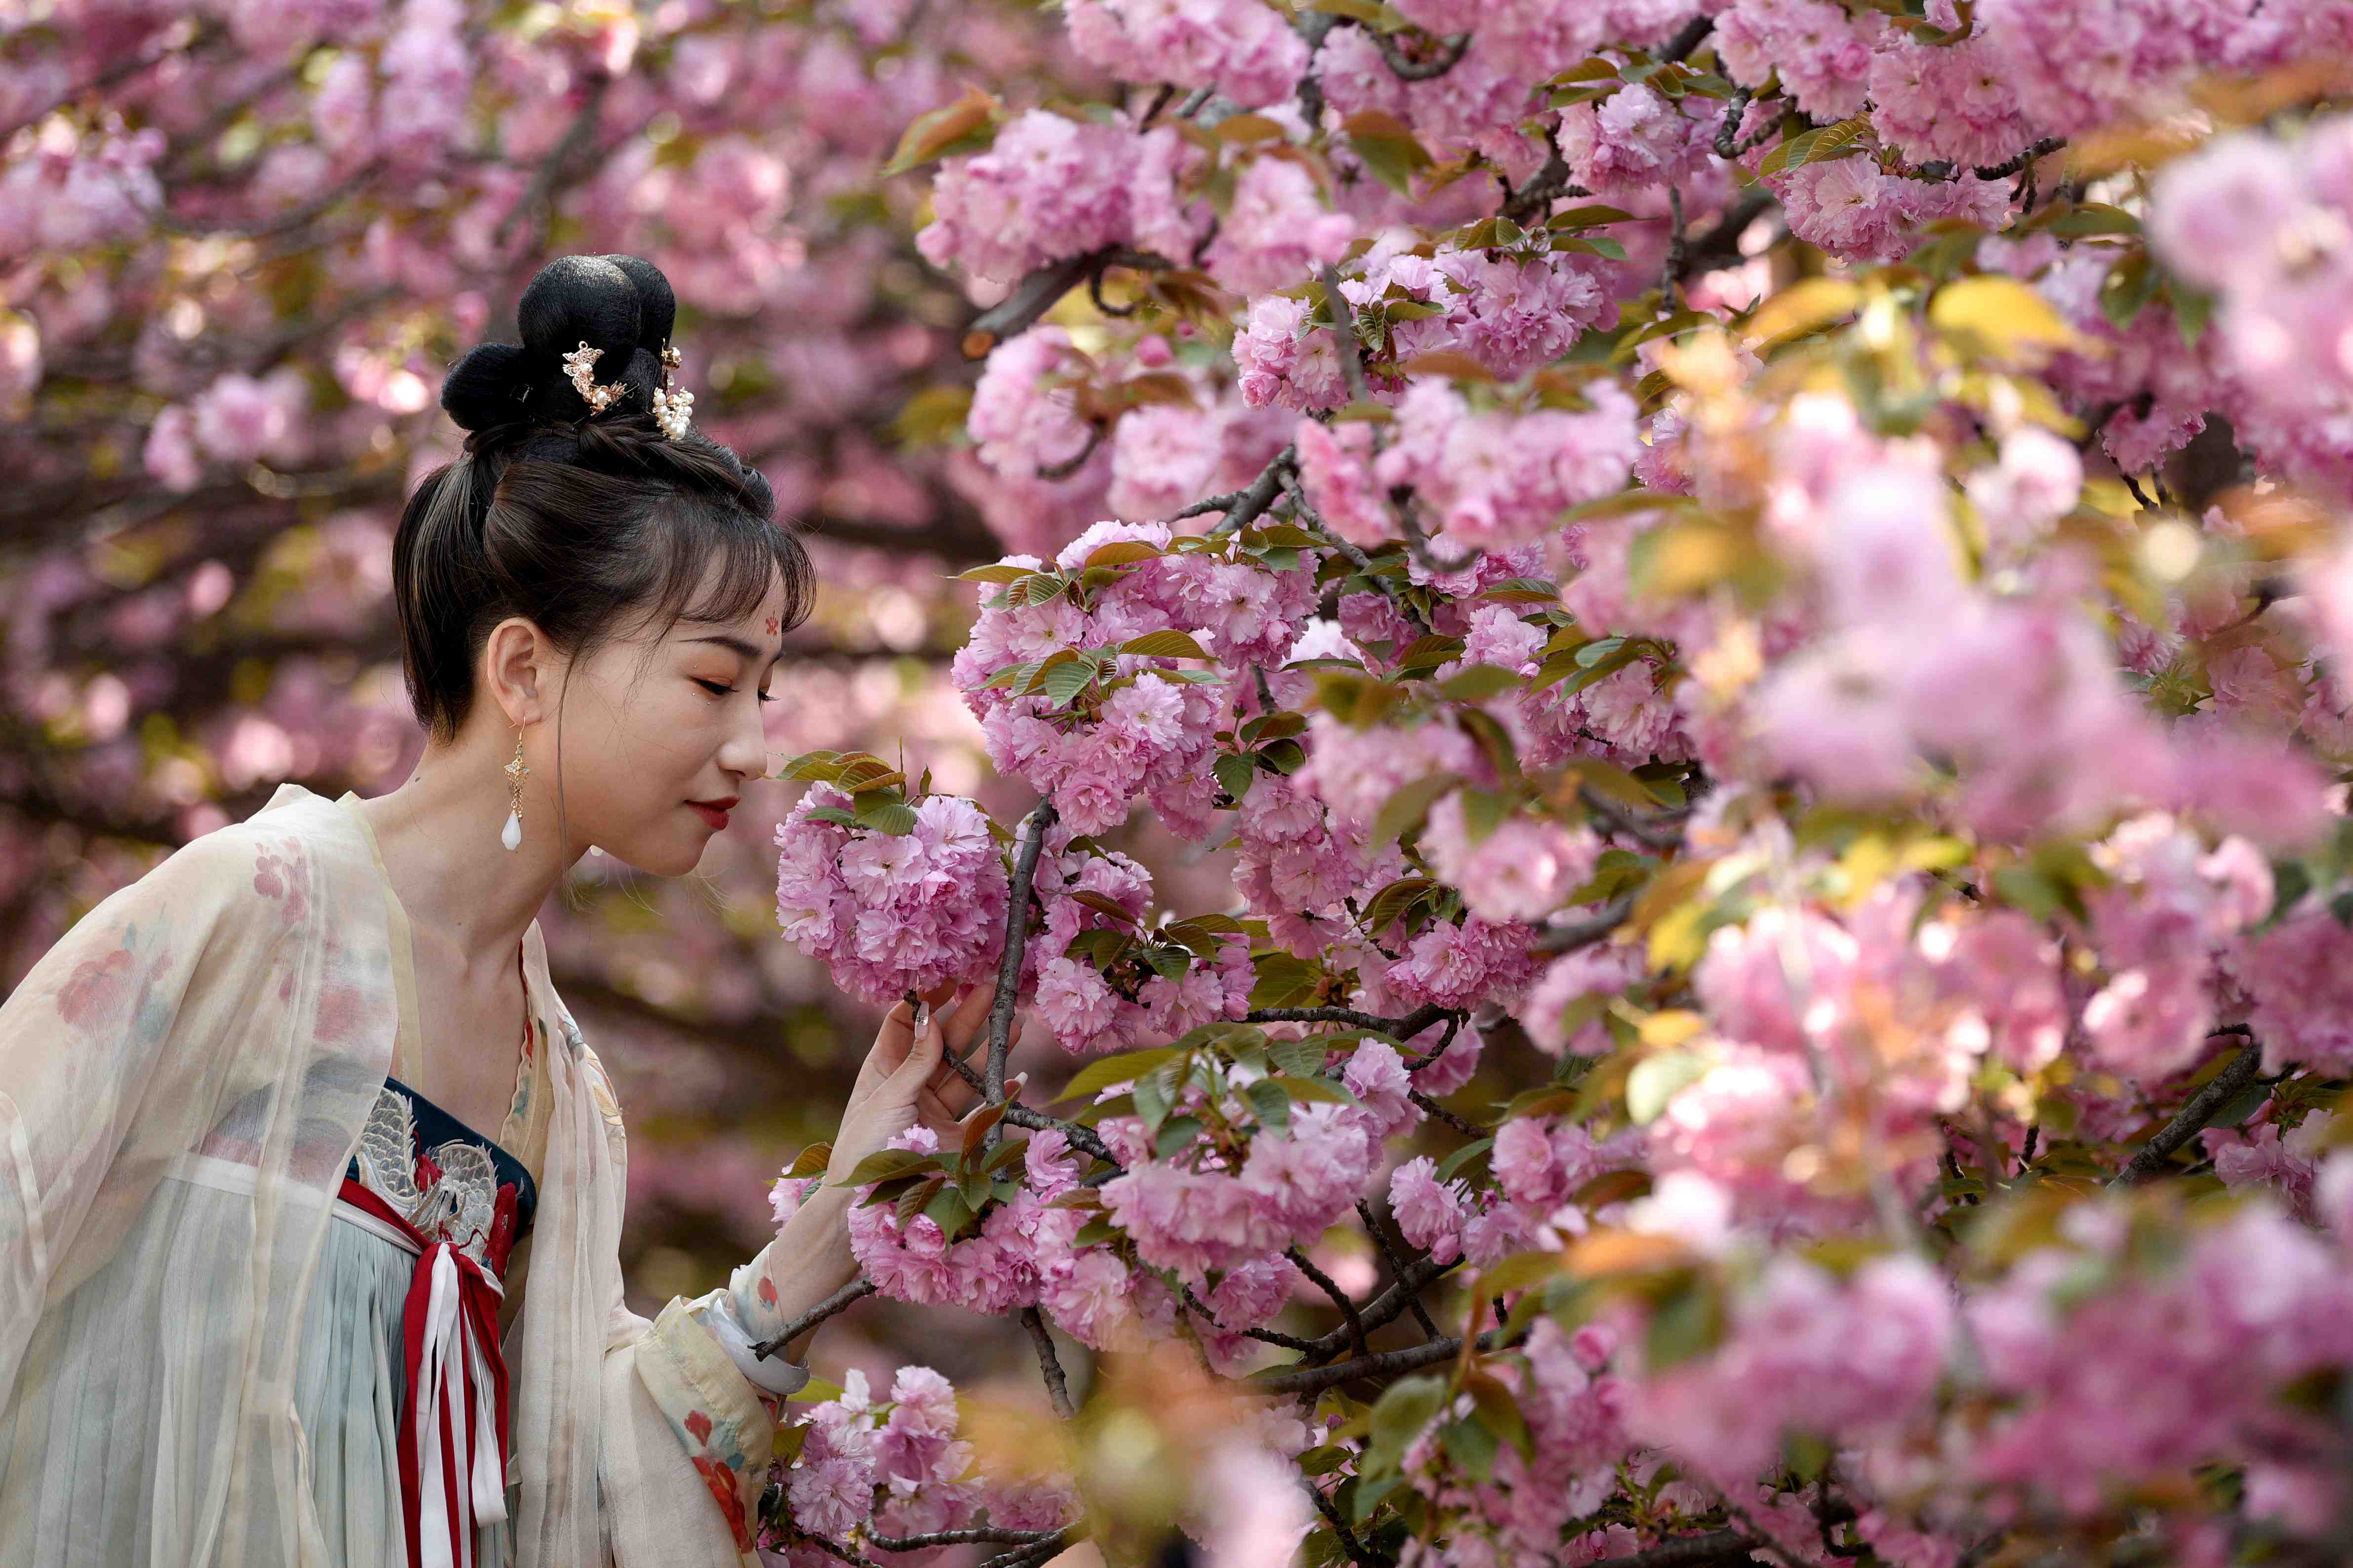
[354, 740, 575, 973]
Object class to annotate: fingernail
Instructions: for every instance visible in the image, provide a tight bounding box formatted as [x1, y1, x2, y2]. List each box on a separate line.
[914, 1001, 931, 1032]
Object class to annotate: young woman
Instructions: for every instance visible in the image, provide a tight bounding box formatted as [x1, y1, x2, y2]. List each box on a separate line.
[0, 253, 996, 1568]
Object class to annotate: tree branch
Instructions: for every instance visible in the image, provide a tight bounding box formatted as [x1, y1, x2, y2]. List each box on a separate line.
[1532, 892, 1637, 956]
[1375, 29, 1470, 80]
[1208, 443, 1298, 536]
[1018, 1305, 1077, 1418]
[1247, 1002, 1453, 1044]
[986, 801, 1059, 1113]
[752, 1278, 879, 1360]
[1358, 1199, 1441, 1336]
[1579, 785, 1689, 850]
[1320, 264, 1371, 406]
[1589, 1531, 1765, 1568]
[1288, 1244, 1371, 1360]
[2110, 1041, 2266, 1188]
[866, 1527, 1068, 1552]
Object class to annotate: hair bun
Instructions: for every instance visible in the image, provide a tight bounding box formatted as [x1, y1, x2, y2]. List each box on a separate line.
[440, 253, 684, 434]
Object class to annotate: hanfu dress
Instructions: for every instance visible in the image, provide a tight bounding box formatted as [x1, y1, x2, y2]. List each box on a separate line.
[0, 784, 816, 1568]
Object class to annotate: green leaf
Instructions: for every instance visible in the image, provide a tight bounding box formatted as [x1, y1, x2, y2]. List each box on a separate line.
[836, 1148, 941, 1188]
[1626, 1049, 1708, 1125]
[1244, 1078, 1293, 1133]
[1261, 737, 1307, 774]
[1057, 1045, 1189, 1104]
[1154, 1114, 1206, 1158]
[1216, 752, 1258, 804]
[1439, 663, 1525, 701]
[1435, 1137, 1493, 1183]
[1122, 629, 1214, 659]
[852, 792, 919, 836]
[1546, 203, 1636, 230]
[924, 1181, 976, 1243]
[1040, 655, 1103, 710]
[1362, 1374, 1448, 1477]
[1133, 1059, 1177, 1133]
[1270, 1036, 1329, 1078]
[2099, 250, 2160, 331]
[1359, 877, 1438, 935]
[1344, 109, 1436, 195]
[1372, 771, 1464, 848]
[1274, 1075, 1365, 1109]
[1249, 949, 1326, 1009]
[1439, 1416, 1499, 1480]
[1644, 1272, 1725, 1370]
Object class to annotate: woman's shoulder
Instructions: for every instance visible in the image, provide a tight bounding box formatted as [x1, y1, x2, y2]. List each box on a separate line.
[77, 785, 385, 950]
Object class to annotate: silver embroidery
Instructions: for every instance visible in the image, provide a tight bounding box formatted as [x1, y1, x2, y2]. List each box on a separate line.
[350, 1085, 511, 1269]
[353, 1085, 422, 1213]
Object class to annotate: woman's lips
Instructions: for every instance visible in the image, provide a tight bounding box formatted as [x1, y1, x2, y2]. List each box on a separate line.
[688, 802, 731, 831]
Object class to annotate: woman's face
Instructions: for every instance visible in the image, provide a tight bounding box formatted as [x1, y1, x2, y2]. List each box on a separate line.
[549, 559, 789, 876]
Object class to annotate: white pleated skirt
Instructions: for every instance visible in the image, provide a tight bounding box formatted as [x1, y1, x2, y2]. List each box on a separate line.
[0, 1166, 514, 1568]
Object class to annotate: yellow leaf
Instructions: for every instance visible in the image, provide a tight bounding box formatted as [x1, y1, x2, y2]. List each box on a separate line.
[1929, 276, 2081, 360]
[882, 85, 1001, 179]
[1740, 277, 1861, 348]
[1638, 1009, 1706, 1048]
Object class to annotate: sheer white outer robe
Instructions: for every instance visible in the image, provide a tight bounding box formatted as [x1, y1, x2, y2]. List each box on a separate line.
[0, 783, 767, 1566]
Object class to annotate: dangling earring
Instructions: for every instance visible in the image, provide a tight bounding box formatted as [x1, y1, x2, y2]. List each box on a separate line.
[502, 725, 529, 851]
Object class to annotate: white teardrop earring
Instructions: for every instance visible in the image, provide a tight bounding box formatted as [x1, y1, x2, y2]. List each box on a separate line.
[502, 725, 528, 851]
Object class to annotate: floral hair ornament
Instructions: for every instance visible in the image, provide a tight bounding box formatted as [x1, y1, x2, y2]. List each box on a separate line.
[651, 342, 693, 442]
[561, 340, 628, 414]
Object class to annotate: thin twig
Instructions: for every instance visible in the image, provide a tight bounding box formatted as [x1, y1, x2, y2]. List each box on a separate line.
[1501, 153, 1583, 225]
[978, 1525, 1082, 1568]
[1257, 1326, 1519, 1395]
[795, 1530, 883, 1568]
[866, 1526, 1068, 1552]
[1248, 1001, 1453, 1043]
[1018, 1306, 1077, 1417]
[1300, 1472, 1386, 1567]
[1402, 1013, 1462, 1074]
[1660, 13, 1713, 60]
[1587, 1531, 1764, 1568]
[1182, 1282, 1327, 1352]
[1974, 137, 2065, 183]
[1320, 263, 1371, 406]
[1579, 785, 1689, 850]
[1713, 87, 1756, 161]
[752, 1278, 879, 1360]
[1037, 425, 1105, 481]
[1408, 1087, 1486, 1140]
[1305, 1254, 1460, 1356]
[1531, 892, 1637, 956]
[1358, 1199, 1441, 1336]
[1375, 28, 1470, 80]
[1209, 444, 1298, 536]
[2110, 1042, 2265, 1188]
[1288, 1245, 1371, 1360]
[986, 802, 1059, 1107]
[1660, 185, 1687, 310]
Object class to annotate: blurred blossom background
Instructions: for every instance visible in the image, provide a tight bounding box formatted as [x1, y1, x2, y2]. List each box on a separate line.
[0, 0, 1250, 1431]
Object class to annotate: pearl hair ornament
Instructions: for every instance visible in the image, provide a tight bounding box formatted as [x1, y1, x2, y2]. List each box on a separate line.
[559, 339, 694, 442]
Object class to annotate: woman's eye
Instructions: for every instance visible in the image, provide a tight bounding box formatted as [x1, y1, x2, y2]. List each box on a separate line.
[693, 679, 732, 697]
[757, 690, 777, 705]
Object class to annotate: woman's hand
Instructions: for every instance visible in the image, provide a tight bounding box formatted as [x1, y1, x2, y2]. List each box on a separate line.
[825, 981, 1006, 1188]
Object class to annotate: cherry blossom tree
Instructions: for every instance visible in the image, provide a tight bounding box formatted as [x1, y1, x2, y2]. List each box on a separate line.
[747, 8, 2353, 1568]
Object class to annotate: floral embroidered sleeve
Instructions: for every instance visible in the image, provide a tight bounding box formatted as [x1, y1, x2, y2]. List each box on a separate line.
[632, 1293, 797, 1554]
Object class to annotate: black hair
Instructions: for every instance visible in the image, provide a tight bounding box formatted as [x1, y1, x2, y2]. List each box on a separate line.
[393, 253, 816, 748]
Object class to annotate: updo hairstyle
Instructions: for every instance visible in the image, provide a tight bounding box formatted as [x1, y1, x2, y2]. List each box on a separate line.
[393, 253, 815, 744]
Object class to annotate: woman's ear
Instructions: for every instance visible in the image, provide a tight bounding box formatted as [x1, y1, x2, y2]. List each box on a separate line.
[483, 615, 552, 727]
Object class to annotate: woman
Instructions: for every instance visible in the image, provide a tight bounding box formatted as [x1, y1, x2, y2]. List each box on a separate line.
[0, 253, 996, 1568]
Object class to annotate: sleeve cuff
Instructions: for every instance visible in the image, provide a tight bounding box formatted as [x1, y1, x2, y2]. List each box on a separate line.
[697, 1287, 812, 1399]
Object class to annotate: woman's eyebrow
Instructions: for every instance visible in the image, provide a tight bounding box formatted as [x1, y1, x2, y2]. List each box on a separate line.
[683, 633, 785, 667]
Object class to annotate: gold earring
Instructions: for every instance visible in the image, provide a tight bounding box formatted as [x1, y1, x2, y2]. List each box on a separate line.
[502, 725, 528, 851]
